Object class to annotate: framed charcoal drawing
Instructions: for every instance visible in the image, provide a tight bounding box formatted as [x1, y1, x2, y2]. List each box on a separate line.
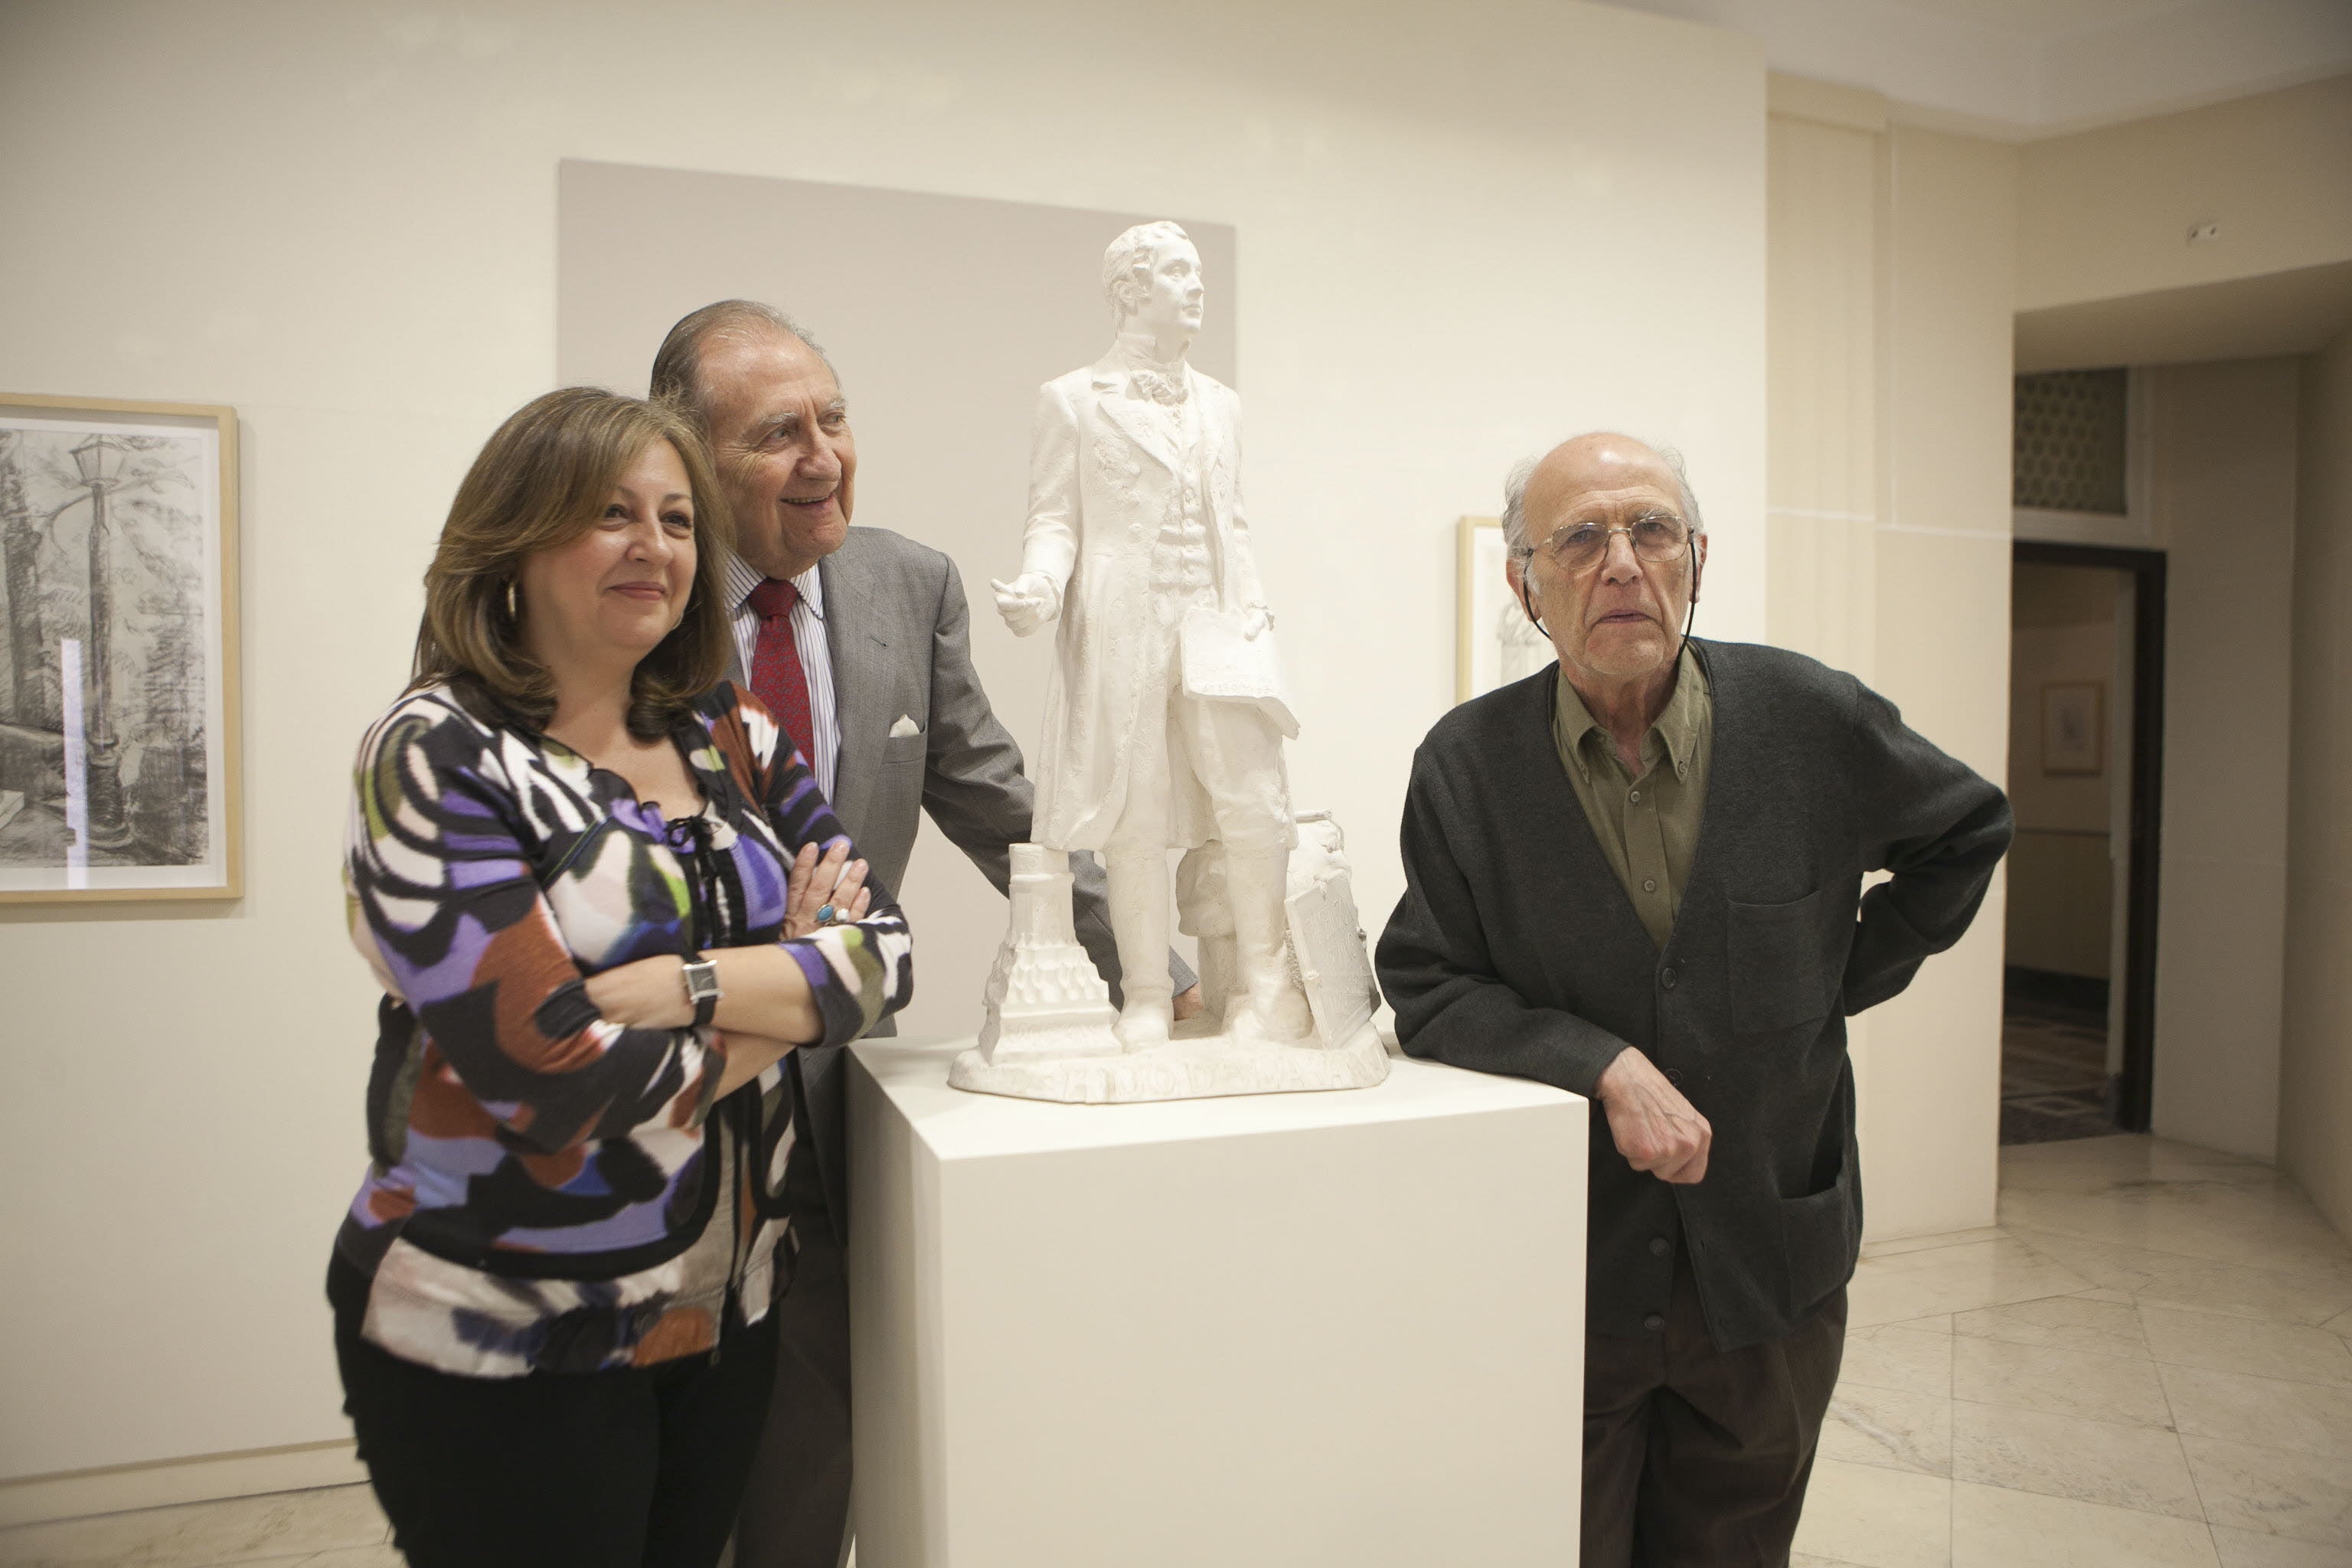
[2040, 680, 2103, 777]
[0, 394, 240, 902]
[1456, 514, 1550, 703]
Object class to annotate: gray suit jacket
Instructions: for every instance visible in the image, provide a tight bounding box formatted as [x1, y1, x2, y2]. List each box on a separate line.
[733, 526, 1194, 1244]
[1377, 642, 2011, 1349]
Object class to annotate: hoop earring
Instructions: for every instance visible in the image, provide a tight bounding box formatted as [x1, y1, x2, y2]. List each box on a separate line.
[504, 581, 518, 619]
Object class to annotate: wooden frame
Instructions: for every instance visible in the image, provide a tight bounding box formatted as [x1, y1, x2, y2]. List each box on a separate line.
[2039, 680, 2105, 776]
[1455, 514, 1550, 704]
[2014, 540, 2166, 1133]
[0, 393, 241, 903]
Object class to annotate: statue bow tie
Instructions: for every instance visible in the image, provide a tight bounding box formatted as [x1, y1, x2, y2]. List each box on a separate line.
[1129, 369, 1188, 406]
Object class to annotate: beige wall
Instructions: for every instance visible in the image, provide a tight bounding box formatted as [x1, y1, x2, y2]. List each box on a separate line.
[1766, 83, 2019, 1241]
[2005, 565, 2121, 980]
[2018, 74, 2352, 312]
[0, 0, 1772, 1485]
[2282, 325, 2352, 1235]
[2146, 359, 2300, 1160]
[1864, 126, 2018, 1237]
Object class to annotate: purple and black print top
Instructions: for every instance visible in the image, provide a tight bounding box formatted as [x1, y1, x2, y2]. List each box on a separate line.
[336, 679, 911, 1377]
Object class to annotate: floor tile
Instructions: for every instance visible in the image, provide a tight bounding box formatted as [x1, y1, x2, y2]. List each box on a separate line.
[0, 1485, 387, 1568]
[1849, 1236, 2092, 1328]
[1953, 1335, 2172, 1429]
[1865, 1227, 2007, 1260]
[1950, 1400, 2202, 1519]
[1841, 1321, 1955, 1396]
[2184, 1432, 2352, 1548]
[2161, 1363, 2352, 1460]
[2210, 1525, 2352, 1566]
[1824, 1383, 1953, 1475]
[1793, 1557, 1877, 1568]
[2001, 1186, 2352, 1285]
[1950, 1480, 2220, 1566]
[217, 1549, 407, 1568]
[1792, 1458, 1952, 1568]
[2142, 1304, 2352, 1387]
[2011, 1229, 2352, 1329]
[2326, 1308, 2352, 1341]
[1954, 1293, 2150, 1358]
[1998, 1136, 2278, 1196]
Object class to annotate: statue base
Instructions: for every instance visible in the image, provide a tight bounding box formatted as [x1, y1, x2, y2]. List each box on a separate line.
[948, 1017, 1390, 1104]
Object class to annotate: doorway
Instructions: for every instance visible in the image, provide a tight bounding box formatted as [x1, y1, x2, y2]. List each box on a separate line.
[2002, 542, 2165, 1143]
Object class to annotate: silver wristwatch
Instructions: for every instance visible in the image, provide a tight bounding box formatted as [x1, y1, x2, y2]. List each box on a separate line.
[681, 955, 722, 1027]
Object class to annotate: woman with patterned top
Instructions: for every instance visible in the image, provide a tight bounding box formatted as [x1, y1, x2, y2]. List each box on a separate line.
[331, 387, 912, 1568]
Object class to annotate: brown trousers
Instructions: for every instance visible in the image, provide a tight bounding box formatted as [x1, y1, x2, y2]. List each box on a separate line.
[1583, 1253, 1847, 1568]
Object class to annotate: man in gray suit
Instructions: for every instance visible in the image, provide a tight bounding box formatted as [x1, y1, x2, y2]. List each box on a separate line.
[1378, 433, 2010, 1567]
[650, 301, 1198, 1568]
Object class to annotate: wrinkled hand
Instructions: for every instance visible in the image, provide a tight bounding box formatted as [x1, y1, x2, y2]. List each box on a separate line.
[991, 573, 1060, 637]
[584, 955, 694, 1031]
[785, 841, 872, 939]
[1595, 1047, 1712, 1184]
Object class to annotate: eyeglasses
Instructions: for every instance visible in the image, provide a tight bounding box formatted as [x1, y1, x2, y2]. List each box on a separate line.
[1521, 513, 1694, 573]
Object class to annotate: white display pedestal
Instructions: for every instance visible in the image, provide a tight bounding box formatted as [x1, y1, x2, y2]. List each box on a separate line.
[847, 1037, 1589, 1567]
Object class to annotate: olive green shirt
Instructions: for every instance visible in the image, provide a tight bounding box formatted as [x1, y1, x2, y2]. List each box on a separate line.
[1550, 645, 1713, 950]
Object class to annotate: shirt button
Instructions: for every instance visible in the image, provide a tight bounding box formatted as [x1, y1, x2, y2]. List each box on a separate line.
[1643, 878, 1658, 893]
[1661, 966, 1678, 989]
[1629, 790, 1641, 803]
[1644, 1314, 1667, 1332]
[1649, 1236, 1671, 1257]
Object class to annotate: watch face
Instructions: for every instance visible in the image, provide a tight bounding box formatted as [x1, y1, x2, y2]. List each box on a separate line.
[685, 962, 720, 1001]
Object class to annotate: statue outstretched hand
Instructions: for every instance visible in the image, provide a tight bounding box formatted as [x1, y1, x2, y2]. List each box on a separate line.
[991, 573, 1061, 637]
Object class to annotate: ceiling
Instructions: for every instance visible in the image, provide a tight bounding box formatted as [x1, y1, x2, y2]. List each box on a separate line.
[1585, 0, 2352, 138]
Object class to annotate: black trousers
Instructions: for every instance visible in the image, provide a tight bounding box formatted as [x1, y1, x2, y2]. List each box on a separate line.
[733, 1133, 853, 1568]
[329, 1256, 779, 1568]
[1583, 1253, 1847, 1568]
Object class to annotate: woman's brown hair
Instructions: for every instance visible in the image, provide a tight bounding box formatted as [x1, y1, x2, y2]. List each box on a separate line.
[412, 387, 736, 738]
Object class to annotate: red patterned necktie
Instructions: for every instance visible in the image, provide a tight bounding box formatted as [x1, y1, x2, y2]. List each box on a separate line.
[746, 577, 813, 763]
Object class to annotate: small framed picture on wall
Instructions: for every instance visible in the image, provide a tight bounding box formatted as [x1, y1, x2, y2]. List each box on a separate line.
[1458, 515, 1553, 703]
[0, 393, 241, 903]
[2040, 681, 2104, 776]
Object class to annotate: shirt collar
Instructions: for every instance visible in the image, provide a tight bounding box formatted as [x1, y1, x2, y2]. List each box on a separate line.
[1553, 643, 1707, 777]
[727, 552, 827, 621]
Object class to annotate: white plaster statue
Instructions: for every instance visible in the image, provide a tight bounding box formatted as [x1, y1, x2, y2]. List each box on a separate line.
[951, 222, 1386, 1102]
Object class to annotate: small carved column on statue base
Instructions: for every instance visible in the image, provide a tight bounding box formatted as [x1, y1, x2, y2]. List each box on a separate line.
[975, 844, 1122, 1063]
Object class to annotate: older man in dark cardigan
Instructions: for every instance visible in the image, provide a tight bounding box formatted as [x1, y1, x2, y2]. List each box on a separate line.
[1377, 433, 2010, 1567]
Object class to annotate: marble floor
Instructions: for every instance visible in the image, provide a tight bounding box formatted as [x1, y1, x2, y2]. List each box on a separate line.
[4, 1135, 2346, 1567]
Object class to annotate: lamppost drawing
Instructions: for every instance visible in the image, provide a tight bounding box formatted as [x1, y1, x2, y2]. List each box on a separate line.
[67, 433, 134, 852]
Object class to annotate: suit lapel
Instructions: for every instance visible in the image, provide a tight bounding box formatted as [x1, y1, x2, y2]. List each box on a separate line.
[819, 544, 893, 833]
[1090, 361, 1181, 476]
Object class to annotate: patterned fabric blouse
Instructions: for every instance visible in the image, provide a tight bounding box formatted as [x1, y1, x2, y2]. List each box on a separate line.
[338, 679, 911, 1377]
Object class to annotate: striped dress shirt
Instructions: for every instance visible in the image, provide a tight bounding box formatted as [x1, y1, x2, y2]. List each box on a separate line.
[726, 551, 841, 802]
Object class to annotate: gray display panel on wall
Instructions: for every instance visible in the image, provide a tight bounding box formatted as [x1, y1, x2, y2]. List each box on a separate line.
[556, 161, 1234, 1038]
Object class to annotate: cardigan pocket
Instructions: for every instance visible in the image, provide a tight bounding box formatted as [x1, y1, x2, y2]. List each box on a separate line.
[1727, 887, 1833, 1032]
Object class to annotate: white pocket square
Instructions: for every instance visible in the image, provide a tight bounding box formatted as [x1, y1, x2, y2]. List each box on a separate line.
[889, 714, 921, 738]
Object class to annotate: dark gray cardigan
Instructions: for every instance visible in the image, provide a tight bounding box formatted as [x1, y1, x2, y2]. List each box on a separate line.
[1377, 640, 2011, 1350]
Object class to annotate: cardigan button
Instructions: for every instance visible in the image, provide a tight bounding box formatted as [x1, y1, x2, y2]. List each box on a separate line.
[1661, 966, 1678, 989]
[1643, 1314, 1667, 1332]
[1649, 1236, 1671, 1257]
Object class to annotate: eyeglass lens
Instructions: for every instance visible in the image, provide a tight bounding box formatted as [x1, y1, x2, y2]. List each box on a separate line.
[1542, 515, 1690, 568]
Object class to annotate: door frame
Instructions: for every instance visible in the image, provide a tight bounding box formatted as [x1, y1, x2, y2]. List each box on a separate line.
[2012, 541, 2167, 1132]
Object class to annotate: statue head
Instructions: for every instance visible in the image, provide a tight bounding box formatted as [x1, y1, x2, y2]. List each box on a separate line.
[1102, 220, 1204, 344]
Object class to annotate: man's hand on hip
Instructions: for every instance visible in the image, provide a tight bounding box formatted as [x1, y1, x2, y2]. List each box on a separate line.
[1595, 1047, 1712, 1184]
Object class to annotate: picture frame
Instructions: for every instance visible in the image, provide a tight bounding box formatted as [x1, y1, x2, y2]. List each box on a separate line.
[1457, 515, 1550, 704]
[0, 393, 241, 902]
[2040, 680, 2103, 777]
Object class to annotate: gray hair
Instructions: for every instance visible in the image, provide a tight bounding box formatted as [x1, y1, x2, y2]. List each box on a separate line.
[1501, 438, 1707, 556]
[648, 299, 832, 431]
[1101, 220, 1193, 323]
